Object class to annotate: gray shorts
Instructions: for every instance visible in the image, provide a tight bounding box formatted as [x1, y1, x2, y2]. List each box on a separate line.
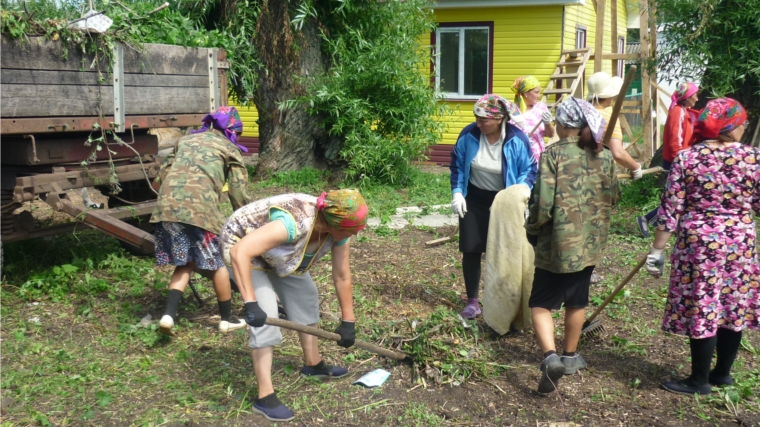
[230, 268, 320, 348]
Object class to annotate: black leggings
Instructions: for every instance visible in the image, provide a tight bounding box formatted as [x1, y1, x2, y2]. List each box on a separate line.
[689, 328, 743, 384]
[462, 252, 482, 299]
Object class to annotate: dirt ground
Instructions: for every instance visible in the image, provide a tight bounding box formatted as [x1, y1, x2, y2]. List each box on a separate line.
[2, 178, 759, 426]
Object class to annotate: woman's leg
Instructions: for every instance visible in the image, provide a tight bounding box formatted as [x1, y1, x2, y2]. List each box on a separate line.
[252, 347, 275, 398]
[662, 335, 716, 395]
[461, 252, 482, 318]
[711, 328, 743, 384]
[531, 307, 556, 353]
[563, 307, 585, 353]
[159, 263, 195, 335]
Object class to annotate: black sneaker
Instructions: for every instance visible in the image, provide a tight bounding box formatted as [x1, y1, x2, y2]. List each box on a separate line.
[252, 393, 295, 422]
[538, 354, 565, 393]
[708, 371, 733, 386]
[662, 378, 711, 396]
[561, 353, 587, 375]
[636, 216, 650, 238]
[300, 361, 349, 379]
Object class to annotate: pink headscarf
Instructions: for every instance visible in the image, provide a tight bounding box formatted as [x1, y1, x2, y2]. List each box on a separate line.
[670, 82, 699, 110]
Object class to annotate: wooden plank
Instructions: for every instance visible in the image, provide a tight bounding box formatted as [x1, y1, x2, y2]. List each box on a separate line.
[594, 0, 606, 73]
[602, 53, 639, 60]
[121, 43, 209, 75]
[611, 0, 618, 76]
[1, 35, 98, 72]
[2, 36, 212, 76]
[544, 88, 572, 95]
[622, 100, 642, 107]
[639, 0, 653, 160]
[1, 84, 209, 117]
[619, 114, 634, 141]
[549, 73, 580, 79]
[1, 69, 209, 87]
[561, 48, 590, 55]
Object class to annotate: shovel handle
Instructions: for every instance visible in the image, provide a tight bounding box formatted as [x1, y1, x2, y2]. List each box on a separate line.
[585, 255, 648, 324]
[617, 166, 664, 180]
[264, 317, 408, 361]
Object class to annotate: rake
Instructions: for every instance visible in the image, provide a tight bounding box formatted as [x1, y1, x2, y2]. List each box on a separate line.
[581, 254, 648, 337]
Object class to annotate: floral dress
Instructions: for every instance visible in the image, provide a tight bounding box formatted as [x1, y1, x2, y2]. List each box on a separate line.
[516, 102, 549, 162]
[657, 142, 760, 339]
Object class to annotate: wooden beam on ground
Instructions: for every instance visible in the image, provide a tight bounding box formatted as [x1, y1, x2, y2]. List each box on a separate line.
[594, 0, 606, 73]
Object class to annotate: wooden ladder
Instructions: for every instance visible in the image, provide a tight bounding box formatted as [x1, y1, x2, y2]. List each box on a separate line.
[541, 48, 592, 109]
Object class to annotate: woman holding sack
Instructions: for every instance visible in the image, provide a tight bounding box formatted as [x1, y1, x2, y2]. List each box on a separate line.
[645, 98, 759, 396]
[151, 106, 251, 336]
[635, 82, 700, 237]
[511, 75, 555, 161]
[450, 94, 537, 319]
[525, 98, 619, 394]
[220, 189, 368, 422]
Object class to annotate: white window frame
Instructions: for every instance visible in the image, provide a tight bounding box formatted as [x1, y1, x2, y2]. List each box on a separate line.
[435, 26, 490, 100]
[617, 37, 626, 77]
[575, 26, 587, 49]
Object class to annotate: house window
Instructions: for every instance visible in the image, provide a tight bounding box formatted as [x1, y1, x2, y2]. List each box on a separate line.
[575, 26, 587, 49]
[617, 37, 626, 77]
[435, 24, 491, 99]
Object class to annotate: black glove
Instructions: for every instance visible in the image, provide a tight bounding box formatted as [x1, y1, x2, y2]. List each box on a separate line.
[526, 232, 538, 248]
[334, 321, 356, 348]
[243, 301, 267, 327]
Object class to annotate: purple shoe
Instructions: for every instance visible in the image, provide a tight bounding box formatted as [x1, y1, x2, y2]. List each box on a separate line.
[252, 393, 295, 422]
[460, 302, 481, 319]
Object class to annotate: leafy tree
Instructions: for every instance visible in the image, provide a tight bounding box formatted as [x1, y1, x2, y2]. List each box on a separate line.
[654, 0, 760, 131]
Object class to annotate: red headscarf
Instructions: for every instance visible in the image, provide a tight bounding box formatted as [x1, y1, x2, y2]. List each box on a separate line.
[690, 98, 748, 144]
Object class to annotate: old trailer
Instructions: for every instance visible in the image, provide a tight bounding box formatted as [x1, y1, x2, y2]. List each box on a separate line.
[1, 35, 228, 257]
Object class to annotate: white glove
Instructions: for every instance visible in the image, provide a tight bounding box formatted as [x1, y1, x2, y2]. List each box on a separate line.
[631, 164, 643, 180]
[451, 193, 467, 219]
[541, 111, 552, 125]
[645, 247, 665, 277]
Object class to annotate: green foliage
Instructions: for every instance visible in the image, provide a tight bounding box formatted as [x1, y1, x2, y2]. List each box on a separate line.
[654, 0, 760, 100]
[291, 0, 449, 185]
[257, 167, 329, 193]
[617, 174, 661, 211]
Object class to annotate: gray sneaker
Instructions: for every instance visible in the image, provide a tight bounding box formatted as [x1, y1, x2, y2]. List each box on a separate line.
[561, 353, 587, 375]
[538, 354, 565, 393]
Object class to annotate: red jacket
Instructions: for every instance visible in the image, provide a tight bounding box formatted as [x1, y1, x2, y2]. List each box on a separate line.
[663, 105, 699, 162]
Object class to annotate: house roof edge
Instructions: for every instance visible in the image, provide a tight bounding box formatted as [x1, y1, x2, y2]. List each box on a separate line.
[434, 0, 584, 8]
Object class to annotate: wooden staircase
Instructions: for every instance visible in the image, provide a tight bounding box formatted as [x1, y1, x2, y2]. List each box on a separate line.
[541, 48, 592, 109]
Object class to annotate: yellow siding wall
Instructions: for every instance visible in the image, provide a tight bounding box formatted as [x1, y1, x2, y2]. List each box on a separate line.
[562, 0, 628, 86]
[434, 6, 564, 145]
[229, 100, 260, 138]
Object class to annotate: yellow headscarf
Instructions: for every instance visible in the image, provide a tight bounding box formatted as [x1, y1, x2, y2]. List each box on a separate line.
[511, 76, 541, 113]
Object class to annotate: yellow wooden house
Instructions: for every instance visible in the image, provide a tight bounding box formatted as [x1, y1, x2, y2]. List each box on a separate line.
[231, 0, 636, 164]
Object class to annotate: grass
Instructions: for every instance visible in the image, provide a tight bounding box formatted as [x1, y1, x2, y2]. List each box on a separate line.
[2, 166, 759, 426]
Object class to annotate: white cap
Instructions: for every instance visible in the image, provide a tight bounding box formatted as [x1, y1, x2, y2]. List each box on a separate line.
[586, 72, 623, 102]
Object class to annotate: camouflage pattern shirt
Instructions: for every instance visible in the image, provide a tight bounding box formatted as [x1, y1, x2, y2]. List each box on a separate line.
[525, 137, 619, 273]
[150, 129, 251, 234]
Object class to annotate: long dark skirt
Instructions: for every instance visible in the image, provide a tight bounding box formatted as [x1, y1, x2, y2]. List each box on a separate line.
[459, 182, 499, 253]
[154, 222, 224, 271]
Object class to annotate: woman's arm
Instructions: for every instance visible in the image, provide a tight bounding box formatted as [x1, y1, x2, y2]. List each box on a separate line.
[608, 138, 640, 171]
[229, 221, 290, 302]
[330, 242, 355, 322]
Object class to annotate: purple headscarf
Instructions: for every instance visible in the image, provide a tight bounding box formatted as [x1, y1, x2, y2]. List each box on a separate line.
[190, 106, 247, 152]
[555, 98, 607, 147]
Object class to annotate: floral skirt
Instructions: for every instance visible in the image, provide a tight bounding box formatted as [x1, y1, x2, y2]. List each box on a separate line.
[154, 222, 224, 271]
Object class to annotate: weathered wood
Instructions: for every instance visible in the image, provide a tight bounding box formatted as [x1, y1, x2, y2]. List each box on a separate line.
[602, 53, 638, 60]
[611, 0, 618, 76]
[594, 0, 606, 73]
[2, 36, 211, 76]
[2, 84, 209, 117]
[639, 0, 654, 161]
[1, 69, 209, 87]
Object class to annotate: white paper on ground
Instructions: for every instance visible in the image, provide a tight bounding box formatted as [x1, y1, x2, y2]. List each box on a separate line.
[352, 369, 391, 388]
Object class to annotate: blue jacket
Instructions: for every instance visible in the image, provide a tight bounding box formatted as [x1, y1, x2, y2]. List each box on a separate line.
[450, 122, 538, 197]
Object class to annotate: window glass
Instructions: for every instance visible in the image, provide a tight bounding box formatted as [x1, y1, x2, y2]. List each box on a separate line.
[439, 31, 460, 94]
[435, 25, 490, 98]
[464, 29, 488, 95]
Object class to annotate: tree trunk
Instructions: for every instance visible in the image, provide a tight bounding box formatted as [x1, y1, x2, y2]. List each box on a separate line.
[253, 0, 342, 178]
